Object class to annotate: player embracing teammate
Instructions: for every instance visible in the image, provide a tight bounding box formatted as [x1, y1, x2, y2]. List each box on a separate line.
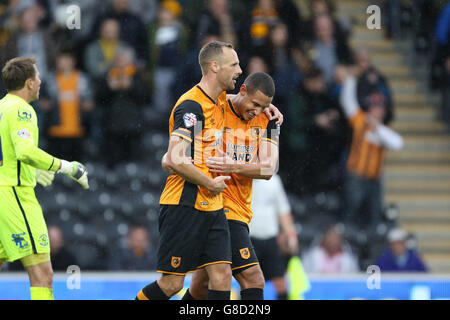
[136, 41, 282, 300]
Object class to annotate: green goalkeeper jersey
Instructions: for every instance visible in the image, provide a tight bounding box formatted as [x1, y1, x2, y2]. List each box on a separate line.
[0, 93, 59, 187]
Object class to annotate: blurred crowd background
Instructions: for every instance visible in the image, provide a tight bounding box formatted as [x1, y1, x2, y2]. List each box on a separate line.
[1, 0, 448, 275]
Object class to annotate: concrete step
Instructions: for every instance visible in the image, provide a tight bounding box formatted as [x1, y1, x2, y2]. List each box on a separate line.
[395, 108, 436, 122]
[393, 93, 426, 106]
[398, 211, 450, 223]
[385, 163, 450, 176]
[385, 180, 450, 194]
[350, 38, 395, 51]
[385, 149, 450, 163]
[390, 121, 447, 135]
[377, 65, 411, 78]
[385, 193, 450, 212]
[402, 222, 450, 234]
[425, 261, 450, 273]
[417, 239, 450, 254]
[396, 135, 450, 151]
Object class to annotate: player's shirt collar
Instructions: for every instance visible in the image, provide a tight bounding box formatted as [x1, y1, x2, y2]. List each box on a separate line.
[196, 85, 217, 105]
[227, 99, 244, 120]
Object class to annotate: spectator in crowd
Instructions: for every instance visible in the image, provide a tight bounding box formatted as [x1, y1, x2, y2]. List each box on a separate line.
[250, 175, 299, 300]
[90, 0, 149, 67]
[95, 46, 150, 168]
[39, 50, 94, 161]
[271, 0, 303, 47]
[48, 225, 79, 271]
[126, 0, 158, 26]
[339, 67, 403, 231]
[263, 22, 303, 108]
[49, 0, 109, 66]
[301, 0, 351, 42]
[83, 18, 128, 81]
[284, 67, 349, 194]
[304, 13, 353, 86]
[375, 228, 427, 272]
[242, 0, 281, 56]
[354, 48, 394, 125]
[0, 2, 58, 83]
[302, 224, 359, 274]
[108, 225, 157, 271]
[148, 0, 188, 114]
[172, 33, 220, 100]
[194, 0, 237, 48]
[433, 2, 450, 126]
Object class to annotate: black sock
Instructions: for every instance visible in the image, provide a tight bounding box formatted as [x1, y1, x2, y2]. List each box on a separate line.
[182, 289, 196, 300]
[277, 292, 288, 300]
[136, 281, 170, 300]
[208, 290, 230, 300]
[240, 288, 264, 300]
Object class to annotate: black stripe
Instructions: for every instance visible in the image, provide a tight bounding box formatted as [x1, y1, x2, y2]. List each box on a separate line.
[228, 99, 244, 120]
[179, 181, 198, 207]
[17, 160, 21, 186]
[196, 85, 217, 105]
[48, 157, 55, 171]
[12, 187, 37, 254]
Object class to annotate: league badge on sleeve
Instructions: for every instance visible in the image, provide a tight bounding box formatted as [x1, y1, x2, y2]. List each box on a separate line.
[17, 128, 31, 139]
[183, 113, 197, 128]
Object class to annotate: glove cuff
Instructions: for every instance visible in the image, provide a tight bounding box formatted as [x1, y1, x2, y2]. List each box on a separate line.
[57, 160, 72, 175]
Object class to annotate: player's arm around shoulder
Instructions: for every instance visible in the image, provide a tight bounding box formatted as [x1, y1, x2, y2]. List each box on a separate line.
[164, 135, 230, 196]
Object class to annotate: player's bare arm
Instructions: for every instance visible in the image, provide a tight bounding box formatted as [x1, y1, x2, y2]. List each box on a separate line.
[164, 135, 230, 195]
[206, 139, 279, 180]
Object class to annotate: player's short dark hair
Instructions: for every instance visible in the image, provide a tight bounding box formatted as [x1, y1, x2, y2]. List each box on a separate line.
[244, 72, 275, 97]
[1, 57, 37, 91]
[198, 40, 234, 75]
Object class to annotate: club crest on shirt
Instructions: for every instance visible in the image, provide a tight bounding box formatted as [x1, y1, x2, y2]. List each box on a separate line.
[183, 113, 197, 128]
[240, 247, 250, 260]
[171, 256, 181, 268]
[251, 126, 261, 138]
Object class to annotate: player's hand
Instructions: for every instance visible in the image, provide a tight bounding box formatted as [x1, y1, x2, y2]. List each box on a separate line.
[206, 150, 237, 174]
[36, 169, 55, 187]
[265, 104, 284, 125]
[207, 175, 231, 196]
[57, 160, 89, 190]
[161, 153, 176, 174]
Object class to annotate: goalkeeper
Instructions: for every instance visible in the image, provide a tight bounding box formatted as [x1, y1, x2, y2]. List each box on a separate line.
[0, 57, 89, 300]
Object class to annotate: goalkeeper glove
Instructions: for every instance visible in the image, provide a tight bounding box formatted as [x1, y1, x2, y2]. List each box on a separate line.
[36, 169, 55, 187]
[57, 160, 89, 189]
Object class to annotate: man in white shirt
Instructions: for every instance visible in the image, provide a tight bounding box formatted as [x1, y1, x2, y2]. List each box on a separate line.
[249, 174, 298, 300]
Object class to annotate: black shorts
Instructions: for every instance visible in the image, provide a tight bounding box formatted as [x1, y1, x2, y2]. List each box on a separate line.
[228, 220, 259, 275]
[250, 236, 285, 280]
[157, 205, 231, 275]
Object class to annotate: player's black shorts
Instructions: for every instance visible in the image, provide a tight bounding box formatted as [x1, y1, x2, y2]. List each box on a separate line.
[228, 220, 259, 275]
[157, 205, 231, 275]
[250, 236, 285, 280]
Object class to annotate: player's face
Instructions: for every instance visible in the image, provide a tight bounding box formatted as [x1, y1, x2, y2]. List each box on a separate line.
[217, 47, 242, 91]
[28, 66, 41, 102]
[239, 87, 273, 121]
